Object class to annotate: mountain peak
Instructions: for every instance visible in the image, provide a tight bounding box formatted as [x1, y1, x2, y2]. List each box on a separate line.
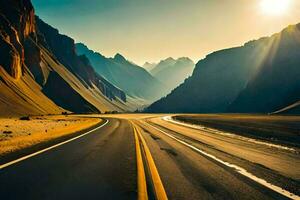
[165, 57, 175, 62]
[177, 57, 194, 64]
[114, 53, 126, 62]
[144, 62, 152, 65]
[76, 42, 88, 49]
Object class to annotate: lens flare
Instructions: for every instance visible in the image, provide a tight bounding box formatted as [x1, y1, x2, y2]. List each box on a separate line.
[260, 0, 291, 16]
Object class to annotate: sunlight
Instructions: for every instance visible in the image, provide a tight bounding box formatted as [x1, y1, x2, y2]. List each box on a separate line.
[260, 0, 291, 16]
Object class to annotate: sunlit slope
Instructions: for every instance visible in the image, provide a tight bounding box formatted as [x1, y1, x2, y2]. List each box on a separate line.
[39, 47, 129, 113]
[36, 17, 129, 112]
[0, 67, 63, 116]
[0, 0, 62, 116]
[147, 23, 300, 113]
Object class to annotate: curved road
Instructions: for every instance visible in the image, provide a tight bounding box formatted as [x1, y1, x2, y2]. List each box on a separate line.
[0, 114, 299, 200]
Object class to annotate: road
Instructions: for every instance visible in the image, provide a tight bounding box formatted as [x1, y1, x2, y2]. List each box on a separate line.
[0, 114, 299, 200]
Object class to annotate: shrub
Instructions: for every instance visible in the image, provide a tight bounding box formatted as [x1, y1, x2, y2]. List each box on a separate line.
[3, 131, 12, 134]
[19, 116, 30, 120]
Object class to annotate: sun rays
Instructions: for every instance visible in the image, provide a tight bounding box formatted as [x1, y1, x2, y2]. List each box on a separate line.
[260, 0, 292, 16]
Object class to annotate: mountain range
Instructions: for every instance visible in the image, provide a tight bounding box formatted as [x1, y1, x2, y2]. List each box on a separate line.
[146, 24, 300, 114]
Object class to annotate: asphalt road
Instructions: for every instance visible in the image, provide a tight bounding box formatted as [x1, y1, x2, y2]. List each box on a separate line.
[0, 118, 137, 200]
[1, 114, 299, 200]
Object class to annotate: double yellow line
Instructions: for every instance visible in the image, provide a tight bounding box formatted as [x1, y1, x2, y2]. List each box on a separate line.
[132, 122, 168, 200]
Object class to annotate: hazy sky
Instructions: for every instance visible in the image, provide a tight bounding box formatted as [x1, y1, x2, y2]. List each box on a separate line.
[32, 0, 300, 65]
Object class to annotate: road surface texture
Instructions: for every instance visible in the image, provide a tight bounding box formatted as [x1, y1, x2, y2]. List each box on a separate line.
[0, 114, 299, 200]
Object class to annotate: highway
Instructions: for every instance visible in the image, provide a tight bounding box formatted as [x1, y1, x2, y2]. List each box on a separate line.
[0, 114, 299, 200]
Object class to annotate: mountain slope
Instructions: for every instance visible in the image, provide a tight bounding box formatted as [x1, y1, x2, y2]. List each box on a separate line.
[143, 62, 156, 72]
[36, 17, 128, 111]
[150, 57, 194, 92]
[0, 0, 128, 116]
[76, 43, 168, 102]
[147, 23, 300, 113]
[0, 0, 63, 116]
[228, 24, 300, 113]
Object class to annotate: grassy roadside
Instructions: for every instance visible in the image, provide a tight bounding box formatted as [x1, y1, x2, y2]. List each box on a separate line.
[173, 114, 300, 148]
[0, 115, 101, 156]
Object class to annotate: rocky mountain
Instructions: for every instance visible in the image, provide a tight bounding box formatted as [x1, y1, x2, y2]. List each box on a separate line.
[76, 43, 168, 102]
[146, 23, 300, 114]
[150, 57, 194, 92]
[0, 0, 128, 116]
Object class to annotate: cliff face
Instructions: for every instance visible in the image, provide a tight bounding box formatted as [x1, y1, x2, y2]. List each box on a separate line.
[0, 0, 36, 79]
[0, 23, 22, 79]
[0, 0, 129, 116]
[0, 0, 36, 38]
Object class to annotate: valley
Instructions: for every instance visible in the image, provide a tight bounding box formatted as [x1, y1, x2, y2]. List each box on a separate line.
[0, 0, 299, 200]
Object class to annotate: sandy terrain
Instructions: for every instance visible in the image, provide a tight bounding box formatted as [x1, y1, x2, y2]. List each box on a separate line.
[0, 115, 101, 155]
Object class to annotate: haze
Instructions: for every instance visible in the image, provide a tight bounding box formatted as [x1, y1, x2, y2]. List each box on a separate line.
[32, 0, 300, 65]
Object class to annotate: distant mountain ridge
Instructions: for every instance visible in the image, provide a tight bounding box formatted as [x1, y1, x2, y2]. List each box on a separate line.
[150, 57, 195, 92]
[146, 23, 300, 114]
[150, 57, 177, 75]
[76, 43, 169, 102]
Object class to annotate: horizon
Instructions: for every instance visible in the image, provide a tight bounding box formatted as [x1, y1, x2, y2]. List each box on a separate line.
[32, 0, 300, 65]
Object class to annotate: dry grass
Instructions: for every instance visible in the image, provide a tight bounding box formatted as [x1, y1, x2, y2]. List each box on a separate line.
[0, 115, 101, 155]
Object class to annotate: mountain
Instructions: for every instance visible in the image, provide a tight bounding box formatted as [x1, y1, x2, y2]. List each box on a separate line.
[76, 43, 168, 102]
[228, 24, 300, 113]
[0, 0, 61, 116]
[143, 62, 156, 72]
[150, 57, 176, 75]
[150, 57, 195, 92]
[146, 23, 300, 114]
[0, 0, 128, 116]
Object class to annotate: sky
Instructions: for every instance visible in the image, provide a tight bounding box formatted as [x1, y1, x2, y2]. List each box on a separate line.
[32, 0, 300, 65]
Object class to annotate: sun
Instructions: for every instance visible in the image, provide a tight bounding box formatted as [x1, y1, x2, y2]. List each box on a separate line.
[260, 0, 291, 16]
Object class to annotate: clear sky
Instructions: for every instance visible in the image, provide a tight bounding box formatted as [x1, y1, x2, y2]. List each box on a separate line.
[32, 0, 300, 65]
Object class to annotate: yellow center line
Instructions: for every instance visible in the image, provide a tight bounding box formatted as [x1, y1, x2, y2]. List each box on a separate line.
[132, 121, 168, 200]
[133, 124, 148, 200]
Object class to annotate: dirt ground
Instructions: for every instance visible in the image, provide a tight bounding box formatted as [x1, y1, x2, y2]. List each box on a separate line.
[0, 115, 101, 155]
